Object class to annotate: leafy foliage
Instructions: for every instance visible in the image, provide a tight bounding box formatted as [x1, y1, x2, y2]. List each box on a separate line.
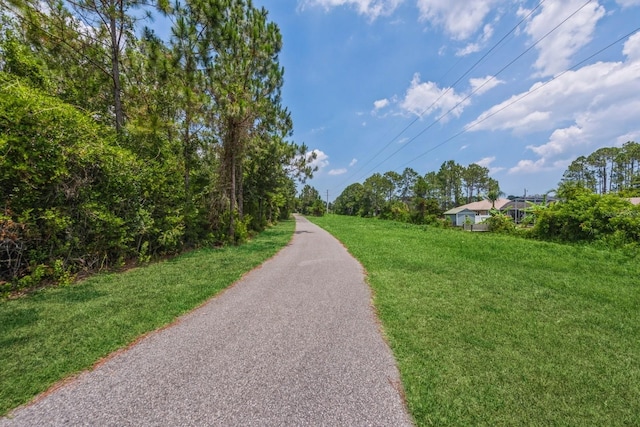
[561, 142, 640, 195]
[333, 163, 498, 225]
[531, 190, 640, 249]
[0, 1, 311, 289]
[0, 73, 141, 285]
[297, 185, 325, 216]
[482, 209, 515, 234]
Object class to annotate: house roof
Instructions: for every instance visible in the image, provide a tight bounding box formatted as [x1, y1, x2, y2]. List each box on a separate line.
[443, 207, 476, 215]
[458, 198, 511, 211]
[501, 199, 539, 210]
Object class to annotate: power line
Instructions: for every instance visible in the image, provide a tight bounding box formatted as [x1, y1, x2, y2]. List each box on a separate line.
[347, 0, 596, 186]
[334, 0, 548, 189]
[399, 26, 640, 170]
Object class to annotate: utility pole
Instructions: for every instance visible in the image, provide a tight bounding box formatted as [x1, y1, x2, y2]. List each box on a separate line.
[326, 190, 329, 214]
[521, 188, 527, 224]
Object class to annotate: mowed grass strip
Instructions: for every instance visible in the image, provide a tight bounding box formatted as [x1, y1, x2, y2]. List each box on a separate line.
[0, 220, 294, 416]
[309, 215, 640, 426]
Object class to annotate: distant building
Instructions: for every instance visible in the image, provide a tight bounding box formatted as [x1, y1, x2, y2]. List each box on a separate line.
[443, 207, 477, 226]
[628, 197, 640, 205]
[445, 196, 555, 225]
[443, 199, 510, 225]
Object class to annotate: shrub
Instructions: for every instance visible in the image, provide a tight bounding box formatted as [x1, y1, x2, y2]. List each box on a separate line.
[380, 201, 410, 222]
[483, 209, 516, 233]
[531, 191, 639, 247]
[0, 74, 143, 286]
[0, 210, 28, 282]
[311, 200, 326, 217]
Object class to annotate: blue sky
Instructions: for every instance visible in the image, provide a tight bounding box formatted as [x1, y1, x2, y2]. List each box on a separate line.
[246, 0, 640, 200]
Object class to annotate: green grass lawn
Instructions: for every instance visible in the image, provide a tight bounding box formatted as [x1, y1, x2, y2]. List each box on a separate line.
[309, 215, 640, 426]
[0, 220, 294, 416]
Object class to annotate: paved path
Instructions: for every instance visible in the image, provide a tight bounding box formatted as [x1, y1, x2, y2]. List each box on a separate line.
[2, 215, 413, 426]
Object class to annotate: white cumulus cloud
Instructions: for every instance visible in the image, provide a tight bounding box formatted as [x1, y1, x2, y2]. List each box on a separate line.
[475, 156, 495, 168]
[616, 0, 640, 7]
[300, 0, 404, 20]
[373, 98, 390, 110]
[456, 23, 494, 56]
[416, 0, 500, 40]
[456, 43, 482, 56]
[623, 31, 640, 61]
[518, 0, 605, 77]
[475, 156, 505, 174]
[508, 158, 548, 175]
[469, 75, 504, 95]
[349, 158, 358, 166]
[399, 73, 469, 119]
[328, 168, 348, 175]
[469, 39, 640, 135]
[307, 149, 330, 170]
[471, 32, 640, 178]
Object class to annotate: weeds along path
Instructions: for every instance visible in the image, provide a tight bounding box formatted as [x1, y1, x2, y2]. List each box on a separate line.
[1, 215, 412, 426]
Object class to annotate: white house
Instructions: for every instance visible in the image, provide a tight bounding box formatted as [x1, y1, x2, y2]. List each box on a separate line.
[443, 207, 477, 226]
[444, 199, 511, 225]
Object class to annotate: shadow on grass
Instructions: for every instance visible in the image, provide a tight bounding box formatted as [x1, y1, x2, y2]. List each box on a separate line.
[0, 306, 39, 332]
[53, 285, 105, 304]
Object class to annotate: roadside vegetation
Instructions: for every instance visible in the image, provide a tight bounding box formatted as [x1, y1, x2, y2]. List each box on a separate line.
[0, 219, 294, 416]
[296, 184, 327, 217]
[1, 0, 314, 293]
[333, 161, 499, 223]
[328, 142, 640, 251]
[309, 215, 640, 426]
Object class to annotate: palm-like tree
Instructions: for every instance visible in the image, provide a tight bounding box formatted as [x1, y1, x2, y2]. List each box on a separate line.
[486, 188, 504, 209]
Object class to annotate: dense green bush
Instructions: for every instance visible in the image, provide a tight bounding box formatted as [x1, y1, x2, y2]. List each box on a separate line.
[410, 197, 442, 225]
[0, 2, 307, 293]
[483, 209, 516, 233]
[379, 201, 410, 222]
[0, 74, 144, 286]
[531, 191, 640, 246]
[296, 185, 325, 216]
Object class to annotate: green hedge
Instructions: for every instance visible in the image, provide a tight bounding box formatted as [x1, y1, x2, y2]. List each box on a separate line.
[531, 192, 640, 247]
[0, 74, 147, 289]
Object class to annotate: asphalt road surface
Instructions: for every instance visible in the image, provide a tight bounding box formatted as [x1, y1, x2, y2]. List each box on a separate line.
[2, 215, 413, 426]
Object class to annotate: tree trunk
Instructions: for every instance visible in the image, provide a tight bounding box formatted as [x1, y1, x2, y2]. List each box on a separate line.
[108, 6, 124, 133]
[237, 158, 244, 220]
[183, 108, 191, 196]
[229, 147, 236, 241]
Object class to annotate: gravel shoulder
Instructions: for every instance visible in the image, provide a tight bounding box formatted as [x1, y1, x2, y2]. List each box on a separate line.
[1, 215, 413, 426]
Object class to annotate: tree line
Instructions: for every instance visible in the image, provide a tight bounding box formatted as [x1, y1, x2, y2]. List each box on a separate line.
[296, 185, 326, 217]
[561, 141, 640, 195]
[331, 161, 500, 223]
[528, 141, 640, 248]
[0, 0, 315, 290]
[327, 146, 640, 250]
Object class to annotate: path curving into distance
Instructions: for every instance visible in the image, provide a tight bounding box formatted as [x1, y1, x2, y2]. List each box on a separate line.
[2, 215, 413, 426]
